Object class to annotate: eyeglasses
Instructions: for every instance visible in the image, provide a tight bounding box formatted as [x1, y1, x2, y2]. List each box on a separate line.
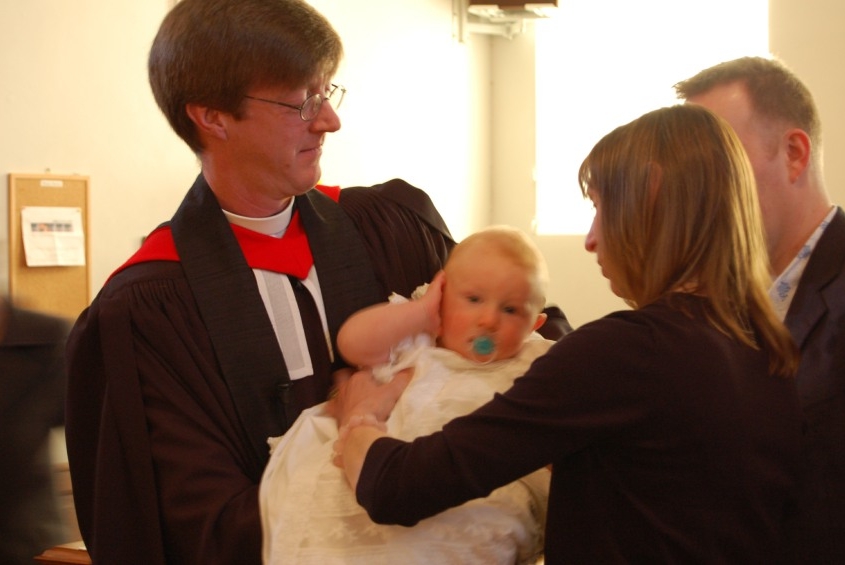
[243, 84, 346, 121]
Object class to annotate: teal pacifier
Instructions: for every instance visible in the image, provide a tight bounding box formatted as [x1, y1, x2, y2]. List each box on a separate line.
[472, 335, 496, 356]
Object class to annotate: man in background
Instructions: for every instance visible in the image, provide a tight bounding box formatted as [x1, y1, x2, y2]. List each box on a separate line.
[676, 56, 845, 564]
[0, 296, 70, 564]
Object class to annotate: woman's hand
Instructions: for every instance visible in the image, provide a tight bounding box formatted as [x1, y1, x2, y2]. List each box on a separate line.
[328, 367, 414, 487]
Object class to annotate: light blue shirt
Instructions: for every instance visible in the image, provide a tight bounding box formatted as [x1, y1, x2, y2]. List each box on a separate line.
[769, 206, 836, 320]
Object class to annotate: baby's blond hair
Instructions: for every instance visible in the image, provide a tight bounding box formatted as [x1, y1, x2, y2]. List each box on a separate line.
[446, 225, 548, 313]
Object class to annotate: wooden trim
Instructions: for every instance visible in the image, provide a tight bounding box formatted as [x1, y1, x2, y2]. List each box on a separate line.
[34, 541, 90, 564]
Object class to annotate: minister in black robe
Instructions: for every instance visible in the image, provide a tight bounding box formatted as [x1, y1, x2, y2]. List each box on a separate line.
[65, 175, 456, 564]
[64, 2, 455, 560]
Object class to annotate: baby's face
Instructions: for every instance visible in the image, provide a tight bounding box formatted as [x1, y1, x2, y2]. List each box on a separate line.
[438, 246, 541, 362]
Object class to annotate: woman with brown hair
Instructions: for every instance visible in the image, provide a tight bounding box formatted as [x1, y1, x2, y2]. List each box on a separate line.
[332, 104, 802, 564]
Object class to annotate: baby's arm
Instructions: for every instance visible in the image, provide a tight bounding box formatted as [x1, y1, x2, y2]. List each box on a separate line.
[337, 271, 444, 368]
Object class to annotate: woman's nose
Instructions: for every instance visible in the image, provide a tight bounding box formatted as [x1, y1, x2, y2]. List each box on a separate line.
[584, 220, 597, 253]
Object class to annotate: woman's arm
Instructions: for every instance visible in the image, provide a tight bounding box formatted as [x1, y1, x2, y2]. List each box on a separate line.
[330, 367, 415, 486]
[337, 271, 444, 367]
[334, 416, 389, 489]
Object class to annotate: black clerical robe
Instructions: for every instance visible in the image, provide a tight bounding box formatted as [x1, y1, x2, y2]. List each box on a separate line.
[65, 176, 455, 565]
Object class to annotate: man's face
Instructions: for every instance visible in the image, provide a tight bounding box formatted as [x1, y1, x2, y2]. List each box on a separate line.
[225, 81, 342, 208]
[686, 81, 784, 253]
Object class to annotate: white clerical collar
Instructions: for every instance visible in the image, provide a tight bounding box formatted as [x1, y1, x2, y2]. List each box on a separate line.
[222, 198, 295, 238]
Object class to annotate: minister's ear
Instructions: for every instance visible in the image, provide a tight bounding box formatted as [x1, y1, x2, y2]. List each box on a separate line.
[185, 103, 230, 143]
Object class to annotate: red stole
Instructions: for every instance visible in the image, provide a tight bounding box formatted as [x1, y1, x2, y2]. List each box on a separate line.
[112, 185, 340, 279]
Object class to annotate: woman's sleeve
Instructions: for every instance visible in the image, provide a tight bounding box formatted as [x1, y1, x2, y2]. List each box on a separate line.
[356, 313, 657, 526]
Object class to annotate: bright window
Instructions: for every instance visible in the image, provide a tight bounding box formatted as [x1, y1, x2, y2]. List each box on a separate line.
[534, 0, 769, 235]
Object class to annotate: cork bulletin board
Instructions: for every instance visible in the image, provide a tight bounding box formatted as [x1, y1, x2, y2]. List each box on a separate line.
[8, 173, 90, 321]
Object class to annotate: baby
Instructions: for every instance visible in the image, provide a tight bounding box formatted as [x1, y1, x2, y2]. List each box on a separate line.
[260, 225, 554, 564]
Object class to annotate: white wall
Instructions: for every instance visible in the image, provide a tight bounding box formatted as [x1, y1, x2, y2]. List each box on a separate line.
[307, 0, 491, 240]
[0, 0, 490, 313]
[770, 0, 845, 209]
[489, 27, 626, 329]
[0, 0, 198, 305]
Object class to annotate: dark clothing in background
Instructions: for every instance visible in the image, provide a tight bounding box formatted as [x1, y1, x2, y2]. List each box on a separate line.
[784, 207, 845, 564]
[0, 301, 70, 564]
